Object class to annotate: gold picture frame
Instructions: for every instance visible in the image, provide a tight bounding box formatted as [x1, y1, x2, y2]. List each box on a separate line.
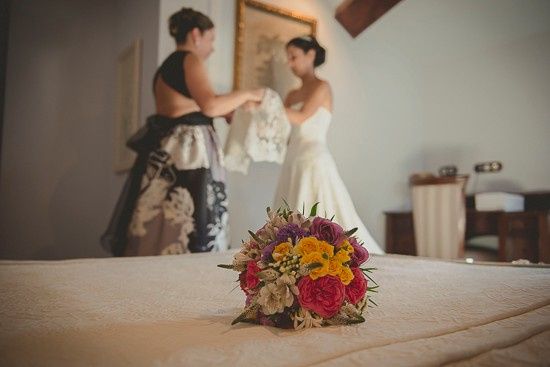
[114, 39, 142, 172]
[233, 0, 317, 96]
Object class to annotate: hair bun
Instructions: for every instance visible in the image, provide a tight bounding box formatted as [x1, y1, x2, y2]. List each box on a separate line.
[314, 44, 326, 67]
[168, 7, 214, 44]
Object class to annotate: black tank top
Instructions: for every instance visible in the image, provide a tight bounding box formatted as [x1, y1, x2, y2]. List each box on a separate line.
[154, 50, 191, 97]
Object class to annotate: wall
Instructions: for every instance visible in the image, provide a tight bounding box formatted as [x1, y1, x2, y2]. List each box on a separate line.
[414, 0, 550, 193]
[0, 0, 159, 259]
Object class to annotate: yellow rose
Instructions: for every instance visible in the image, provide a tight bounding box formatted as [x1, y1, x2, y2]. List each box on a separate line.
[272, 242, 292, 261]
[294, 236, 320, 256]
[318, 241, 335, 257]
[334, 249, 351, 264]
[339, 266, 354, 285]
[339, 240, 354, 254]
[327, 259, 343, 276]
[300, 252, 329, 280]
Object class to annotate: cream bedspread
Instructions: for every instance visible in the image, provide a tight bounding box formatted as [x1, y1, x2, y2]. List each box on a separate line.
[1, 252, 549, 366]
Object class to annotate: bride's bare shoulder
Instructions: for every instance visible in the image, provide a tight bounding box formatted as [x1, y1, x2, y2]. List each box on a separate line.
[315, 79, 331, 93]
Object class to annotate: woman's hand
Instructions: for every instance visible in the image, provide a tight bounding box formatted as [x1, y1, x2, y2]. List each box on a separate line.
[223, 110, 235, 124]
[243, 100, 261, 112]
[249, 88, 265, 103]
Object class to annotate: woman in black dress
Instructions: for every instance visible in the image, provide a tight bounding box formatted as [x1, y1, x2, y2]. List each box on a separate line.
[102, 8, 263, 256]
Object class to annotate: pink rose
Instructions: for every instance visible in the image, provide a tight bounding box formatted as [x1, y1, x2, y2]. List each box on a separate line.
[310, 217, 344, 245]
[349, 237, 370, 266]
[239, 272, 248, 294]
[345, 268, 368, 305]
[245, 261, 261, 290]
[297, 275, 346, 318]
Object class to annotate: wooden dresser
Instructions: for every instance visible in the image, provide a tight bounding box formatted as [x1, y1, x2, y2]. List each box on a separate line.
[385, 191, 550, 263]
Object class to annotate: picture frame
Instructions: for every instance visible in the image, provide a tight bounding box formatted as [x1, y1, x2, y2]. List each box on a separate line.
[233, 0, 317, 97]
[114, 39, 142, 172]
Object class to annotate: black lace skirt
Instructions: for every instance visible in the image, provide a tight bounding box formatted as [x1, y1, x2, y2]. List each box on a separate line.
[101, 113, 228, 256]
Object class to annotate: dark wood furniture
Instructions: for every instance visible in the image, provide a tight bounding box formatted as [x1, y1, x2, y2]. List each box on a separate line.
[335, 0, 402, 38]
[385, 211, 416, 256]
[385, 191, 550, 263]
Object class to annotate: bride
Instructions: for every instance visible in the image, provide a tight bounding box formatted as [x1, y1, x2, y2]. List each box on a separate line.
[274, 35, 384, 255]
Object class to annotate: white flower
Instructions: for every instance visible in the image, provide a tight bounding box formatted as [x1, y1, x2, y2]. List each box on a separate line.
[287, 212, 310, 228]
[233, 251, 253, 272]
[270, 215, 287, 230]
[257, 276, 295, 316]
[277, 273, 299, 296]
[275, 277, 296, 308]
[292, 308, 323, 330]
[257, 283, 286, 315]
[257, 268, 279, 282]
[256, 225, 276, 245]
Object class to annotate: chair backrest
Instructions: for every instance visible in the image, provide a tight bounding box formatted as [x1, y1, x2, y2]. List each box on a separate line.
[410, 174, 469, 259]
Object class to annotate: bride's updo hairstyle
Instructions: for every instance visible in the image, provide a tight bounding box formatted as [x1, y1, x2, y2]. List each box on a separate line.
[286, 35, 326, 67]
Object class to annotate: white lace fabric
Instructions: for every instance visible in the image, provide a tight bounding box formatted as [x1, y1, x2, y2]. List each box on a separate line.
[224, 88, 291, 174]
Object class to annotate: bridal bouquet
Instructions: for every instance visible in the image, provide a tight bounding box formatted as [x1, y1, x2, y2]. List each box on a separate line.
[218, 203, 378, 330]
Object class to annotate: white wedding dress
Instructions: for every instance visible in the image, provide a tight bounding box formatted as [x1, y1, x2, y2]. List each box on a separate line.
[274, 103, 385, 255]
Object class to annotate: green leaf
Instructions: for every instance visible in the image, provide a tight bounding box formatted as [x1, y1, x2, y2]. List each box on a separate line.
[367, 285, 379, 293]
[330, 215, 335, 221]
[350, 315, 365, 324]
[230, 284, 240, 293]
[368, 298, 378, 307]
[217, 264, 234, 270]
[364, 273, 378, 285]
[231, 304, 259, 325]
[325, 313, 365, 326]
[307, 262, 323, 270]
[309, 202, 320, 217]
[361, 267, 378, 273]
[248, 230, 264, 244]
[282, 198, 290, 210]
[344, 227, 358, 237]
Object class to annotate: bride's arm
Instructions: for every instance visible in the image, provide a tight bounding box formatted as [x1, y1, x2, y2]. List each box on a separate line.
[285, 82, 330, 124]
[185, 53, 263, 117]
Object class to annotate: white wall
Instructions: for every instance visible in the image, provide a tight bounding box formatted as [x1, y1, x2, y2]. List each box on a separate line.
[413, 1, 550, 194]
[115, 0, 160, 146]
[0, 0, 159, 259]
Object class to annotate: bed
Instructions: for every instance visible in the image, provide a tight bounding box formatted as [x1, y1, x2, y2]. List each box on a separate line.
[1, 252, 549, 366]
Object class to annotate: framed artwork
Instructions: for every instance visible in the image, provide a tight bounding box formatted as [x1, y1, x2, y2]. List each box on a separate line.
[114, 39, 142, 172]
[233, 0, 317, 97]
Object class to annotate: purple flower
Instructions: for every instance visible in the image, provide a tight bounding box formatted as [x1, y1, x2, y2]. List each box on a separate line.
[276, 223, 306, 244]
[258, 313, 275, 326]
[310, 217, 344, 245]
[349, 237, 370, 266]
[261, 241, 277, 262]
